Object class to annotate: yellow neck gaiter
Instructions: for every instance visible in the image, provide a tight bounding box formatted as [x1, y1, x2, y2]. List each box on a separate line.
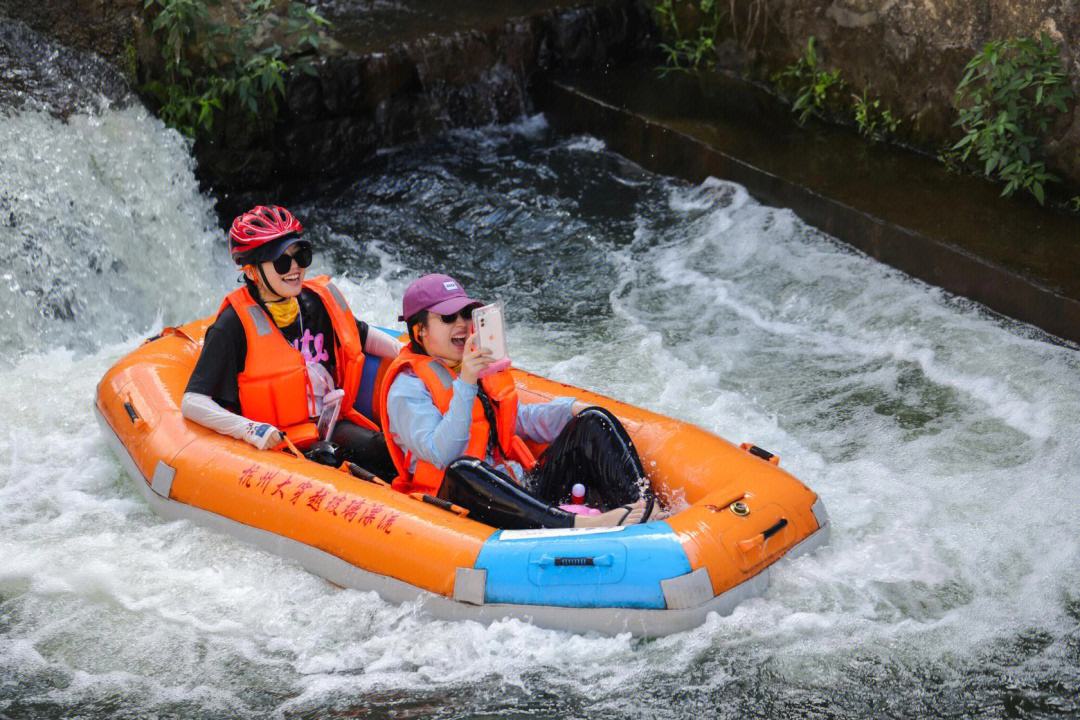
[245, 264, 299, 328]
[265, 297, 299, 328]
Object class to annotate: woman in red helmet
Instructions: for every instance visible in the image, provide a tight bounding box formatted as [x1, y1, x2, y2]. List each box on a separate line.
[181, 205, 401, 477]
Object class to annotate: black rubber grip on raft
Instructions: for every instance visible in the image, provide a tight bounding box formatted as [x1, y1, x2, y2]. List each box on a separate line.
[554, 557, 596, 567]
[123, 402, 139, 423]
[747, 445, 775, 461]
[762, 518, 788, 540]
[421, 494, 455, 512]
[347, 462, 377, 482]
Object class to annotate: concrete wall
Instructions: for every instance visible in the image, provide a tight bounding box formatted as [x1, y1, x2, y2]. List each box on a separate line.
[712, 0, 1080, 186]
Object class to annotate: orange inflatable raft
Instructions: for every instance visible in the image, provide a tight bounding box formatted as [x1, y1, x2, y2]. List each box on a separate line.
[95, 316, 829, 637]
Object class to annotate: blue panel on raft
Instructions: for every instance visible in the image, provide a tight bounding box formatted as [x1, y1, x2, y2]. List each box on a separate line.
[475, 522, 692, 609]
[354, 326, 403, 423]
[353, 354, 387, 422]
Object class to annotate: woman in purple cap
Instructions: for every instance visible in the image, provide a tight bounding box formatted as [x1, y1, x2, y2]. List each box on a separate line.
[182, 205, 402, 476]
[377, 273, 664, 529]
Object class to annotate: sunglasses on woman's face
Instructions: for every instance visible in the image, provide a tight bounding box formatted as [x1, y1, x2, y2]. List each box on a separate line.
[438, 309, 473, 324]
[271, 245, 313, 274]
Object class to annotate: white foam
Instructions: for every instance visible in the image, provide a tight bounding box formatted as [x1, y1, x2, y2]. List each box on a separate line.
[4, 120, 1080, 716]
[0, 106, 227, 362]
[562, 135, 606, 153]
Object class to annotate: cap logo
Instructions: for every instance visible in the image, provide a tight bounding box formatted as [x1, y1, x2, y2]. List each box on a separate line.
[443, 281, 459, 291]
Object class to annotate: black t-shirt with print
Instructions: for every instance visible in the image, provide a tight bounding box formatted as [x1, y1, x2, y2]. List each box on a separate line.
[185, 288, 369, 413]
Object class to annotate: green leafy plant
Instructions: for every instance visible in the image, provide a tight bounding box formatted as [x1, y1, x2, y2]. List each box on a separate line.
[141, 0, 329, 138]
[652, 0, 768, 74]
[937, 148, 965, 174]
[952, 32, 1074, 204]
[654, 0, 723, 74]
[852, 89, 901, 141]
[772, 37, 845, 125]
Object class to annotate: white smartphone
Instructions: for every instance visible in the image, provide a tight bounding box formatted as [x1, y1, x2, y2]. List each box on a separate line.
[471, 302, 511, 378]
[471, 302, 507, 360]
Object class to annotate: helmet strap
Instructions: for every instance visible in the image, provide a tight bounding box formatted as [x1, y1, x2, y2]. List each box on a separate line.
[249, 263, 300, 328]
[256, 263, 286, 302]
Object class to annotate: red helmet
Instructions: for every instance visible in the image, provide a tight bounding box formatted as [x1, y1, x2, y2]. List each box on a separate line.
[228, 205, 304, 265]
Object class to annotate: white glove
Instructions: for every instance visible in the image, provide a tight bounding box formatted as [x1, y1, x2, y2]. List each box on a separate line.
[242, 421, 282, 450]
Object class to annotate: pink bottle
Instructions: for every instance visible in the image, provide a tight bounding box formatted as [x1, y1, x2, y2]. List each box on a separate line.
[559, 483, 601, 516]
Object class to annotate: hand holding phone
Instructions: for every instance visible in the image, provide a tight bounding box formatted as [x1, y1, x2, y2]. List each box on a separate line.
[470, 302, 511, 378]
[459, 332, 493, 385]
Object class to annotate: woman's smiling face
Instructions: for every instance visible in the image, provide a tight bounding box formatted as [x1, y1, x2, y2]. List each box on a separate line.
[258, 243, 308, 299]
[416, 309, 473, 364]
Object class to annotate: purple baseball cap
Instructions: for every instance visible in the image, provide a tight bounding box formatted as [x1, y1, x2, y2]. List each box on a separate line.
[399, 274, 483, 321]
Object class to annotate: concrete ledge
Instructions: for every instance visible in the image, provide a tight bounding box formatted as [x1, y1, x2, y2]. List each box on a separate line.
[534, 73, 1080, 346]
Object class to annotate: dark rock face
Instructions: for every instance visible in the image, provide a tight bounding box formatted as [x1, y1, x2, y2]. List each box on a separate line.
[203, 0, 651, 215]
[0, 17, 133, 114]
[721, 0, 1080, 186]
[1, 0, 649, 216]
[0, 0, 141, 75]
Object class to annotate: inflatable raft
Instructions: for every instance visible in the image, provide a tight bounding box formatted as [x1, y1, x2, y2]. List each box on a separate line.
[96, 317, 829, 637]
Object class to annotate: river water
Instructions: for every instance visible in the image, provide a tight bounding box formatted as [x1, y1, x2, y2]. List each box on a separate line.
[2, 23, 1079, 720]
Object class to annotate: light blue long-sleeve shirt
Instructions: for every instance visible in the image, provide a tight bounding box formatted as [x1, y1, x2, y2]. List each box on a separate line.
[385, 368, 575, 476]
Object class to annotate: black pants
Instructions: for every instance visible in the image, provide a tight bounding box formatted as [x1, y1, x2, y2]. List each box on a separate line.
[439, 407, 649, 529]
[331, 420, 397, 481]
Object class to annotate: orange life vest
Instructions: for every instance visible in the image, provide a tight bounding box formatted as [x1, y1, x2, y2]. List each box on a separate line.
[221, 276, 378, 447]
[377, 348, 537, 496]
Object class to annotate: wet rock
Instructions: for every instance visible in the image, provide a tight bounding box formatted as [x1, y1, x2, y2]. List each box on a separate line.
[285, 71, 324, 122]
[3, 0, 650, 201]
[0, 0, 140, 71]
[193, 0, 651, 202]
[0, 18, 133, 115]
[283, 116, 378, 176]
[358, 50, 423, 110]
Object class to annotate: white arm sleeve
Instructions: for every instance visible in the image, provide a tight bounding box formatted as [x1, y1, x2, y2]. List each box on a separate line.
[363, 326, 404, 358]
[181, 392, 280, 450]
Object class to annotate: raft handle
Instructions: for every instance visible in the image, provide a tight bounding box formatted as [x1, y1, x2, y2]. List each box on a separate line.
[740, 443, 780, 465]
[346, 462, 391, 487]
[533, 554, 614, 568]
[123, 401, 139, 424]
[762, 518, 788, 541]
[411, 493, 470, 517]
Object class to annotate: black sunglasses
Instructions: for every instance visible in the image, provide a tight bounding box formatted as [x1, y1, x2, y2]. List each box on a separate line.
[438, 308, 473, 324]
[271, 245, 313, 274]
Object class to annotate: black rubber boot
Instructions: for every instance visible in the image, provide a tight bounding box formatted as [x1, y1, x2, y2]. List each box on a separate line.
[331, 420, 398, 481]
[442, 457, 576, 529]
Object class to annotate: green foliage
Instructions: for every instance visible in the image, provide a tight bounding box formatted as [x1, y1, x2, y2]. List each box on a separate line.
[937, 148, 965, 174]
[141, 0, 328, 139]
[772, 37, 845, 125]
[952, 32, 1074, 205]
[852, 89, 901, 141]
[653, 0, 723, 74]
[121, 39, 139, 85]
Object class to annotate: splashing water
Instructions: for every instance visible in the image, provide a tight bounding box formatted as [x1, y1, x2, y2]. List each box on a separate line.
[1, 60, 1078, 720]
